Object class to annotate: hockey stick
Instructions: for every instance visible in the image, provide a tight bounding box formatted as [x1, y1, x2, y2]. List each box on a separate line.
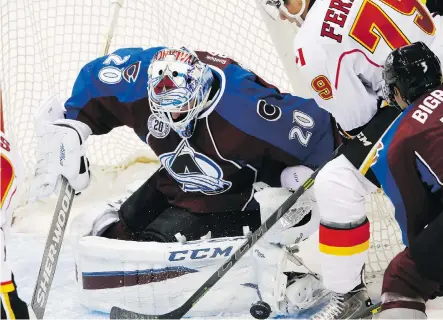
[354, 301, 382, 318]
[30, 1, 124, 318]
[99, 0, 124, 56]
[112, 300, 382, 320]
[30, 177, 75, 319]
[110, 145, 344, 319]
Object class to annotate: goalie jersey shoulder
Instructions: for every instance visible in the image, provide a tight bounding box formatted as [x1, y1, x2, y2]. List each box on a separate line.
[65, 46, 164, 119]
[197, 51, 334, 167]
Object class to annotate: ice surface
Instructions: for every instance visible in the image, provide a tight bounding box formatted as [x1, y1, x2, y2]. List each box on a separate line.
[8, 163, 443, 319]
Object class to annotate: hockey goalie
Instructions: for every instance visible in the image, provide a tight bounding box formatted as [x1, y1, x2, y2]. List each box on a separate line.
[30, 47, 339, 317]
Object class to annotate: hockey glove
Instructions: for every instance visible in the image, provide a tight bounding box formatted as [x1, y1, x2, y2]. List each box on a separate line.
[29, 96, 92, 202]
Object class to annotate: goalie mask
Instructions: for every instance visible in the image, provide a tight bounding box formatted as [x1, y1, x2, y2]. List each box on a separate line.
[148, 47, 214, 138]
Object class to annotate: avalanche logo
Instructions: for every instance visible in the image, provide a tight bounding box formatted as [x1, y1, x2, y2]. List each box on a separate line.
[159, 140, 232, 194]
[154, 73, 177, 94]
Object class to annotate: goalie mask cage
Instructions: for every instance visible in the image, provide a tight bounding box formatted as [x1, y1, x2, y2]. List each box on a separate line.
[0, 0, 403, 283]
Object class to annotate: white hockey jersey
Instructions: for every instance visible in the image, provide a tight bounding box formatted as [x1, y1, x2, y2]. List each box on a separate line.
[1, 130, 23, 291]
[293, 0, 443, 132]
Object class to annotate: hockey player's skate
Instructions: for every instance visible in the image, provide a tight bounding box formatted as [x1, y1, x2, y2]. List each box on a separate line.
[310, 282, 374, 320]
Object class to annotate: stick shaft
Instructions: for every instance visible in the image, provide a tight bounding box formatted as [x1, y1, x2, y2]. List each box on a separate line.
[31, 178, 74, 319]
[100, 0, 124, 56]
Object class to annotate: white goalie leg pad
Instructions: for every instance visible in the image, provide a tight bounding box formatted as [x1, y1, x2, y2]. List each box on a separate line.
[280, 166, 317, 231]
[252, 240, 324, 313]
[75, 235, 277, 317]
[254, 165, 319, 245]
[252, 241, 290, 312]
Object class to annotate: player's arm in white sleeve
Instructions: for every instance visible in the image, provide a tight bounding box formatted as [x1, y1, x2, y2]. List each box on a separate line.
[297, 44, 383, 133]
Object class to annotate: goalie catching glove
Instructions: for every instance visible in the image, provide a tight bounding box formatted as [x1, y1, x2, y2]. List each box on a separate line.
[29, 96, 92, 202]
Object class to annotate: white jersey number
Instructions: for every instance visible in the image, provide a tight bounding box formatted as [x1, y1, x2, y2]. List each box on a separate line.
[289, 111, 314, 147]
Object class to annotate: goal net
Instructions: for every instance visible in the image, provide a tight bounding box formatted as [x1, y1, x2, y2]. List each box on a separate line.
[0, 0, 403, 283]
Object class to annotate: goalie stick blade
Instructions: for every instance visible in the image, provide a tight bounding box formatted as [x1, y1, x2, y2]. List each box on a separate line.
[110, 307, 151, 319]
[110, 306, 185, 319]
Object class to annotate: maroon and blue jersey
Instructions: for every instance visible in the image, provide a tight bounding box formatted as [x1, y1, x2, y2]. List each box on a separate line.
[64, 47, 335, 213]
[371, 86, 443, 246]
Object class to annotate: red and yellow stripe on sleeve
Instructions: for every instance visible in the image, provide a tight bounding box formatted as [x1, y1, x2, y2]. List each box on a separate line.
[0, 281, 15, 293]
[1, 280, 16, 319]
[319, 219, 370, 256]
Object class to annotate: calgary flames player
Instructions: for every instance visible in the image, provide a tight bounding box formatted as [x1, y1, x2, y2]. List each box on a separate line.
[0, 89, 32, 319]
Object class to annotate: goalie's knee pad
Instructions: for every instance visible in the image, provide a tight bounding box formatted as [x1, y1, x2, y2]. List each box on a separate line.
[142, 207, 202, 242]
[280, 165, 314, 190]
[69, 191, 131, 241]
[254, 165, 319, 245]
[254, 186, 319, 245]
[101, 208, 198, 243]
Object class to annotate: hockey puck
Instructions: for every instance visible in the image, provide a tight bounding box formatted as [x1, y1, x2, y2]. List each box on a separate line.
[250, 301, 271, 319]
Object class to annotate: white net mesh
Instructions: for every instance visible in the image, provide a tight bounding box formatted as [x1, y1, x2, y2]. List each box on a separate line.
[365, 191, 404, 282]
[1, 0, 403, 283]
[0, 0, 292, 177]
